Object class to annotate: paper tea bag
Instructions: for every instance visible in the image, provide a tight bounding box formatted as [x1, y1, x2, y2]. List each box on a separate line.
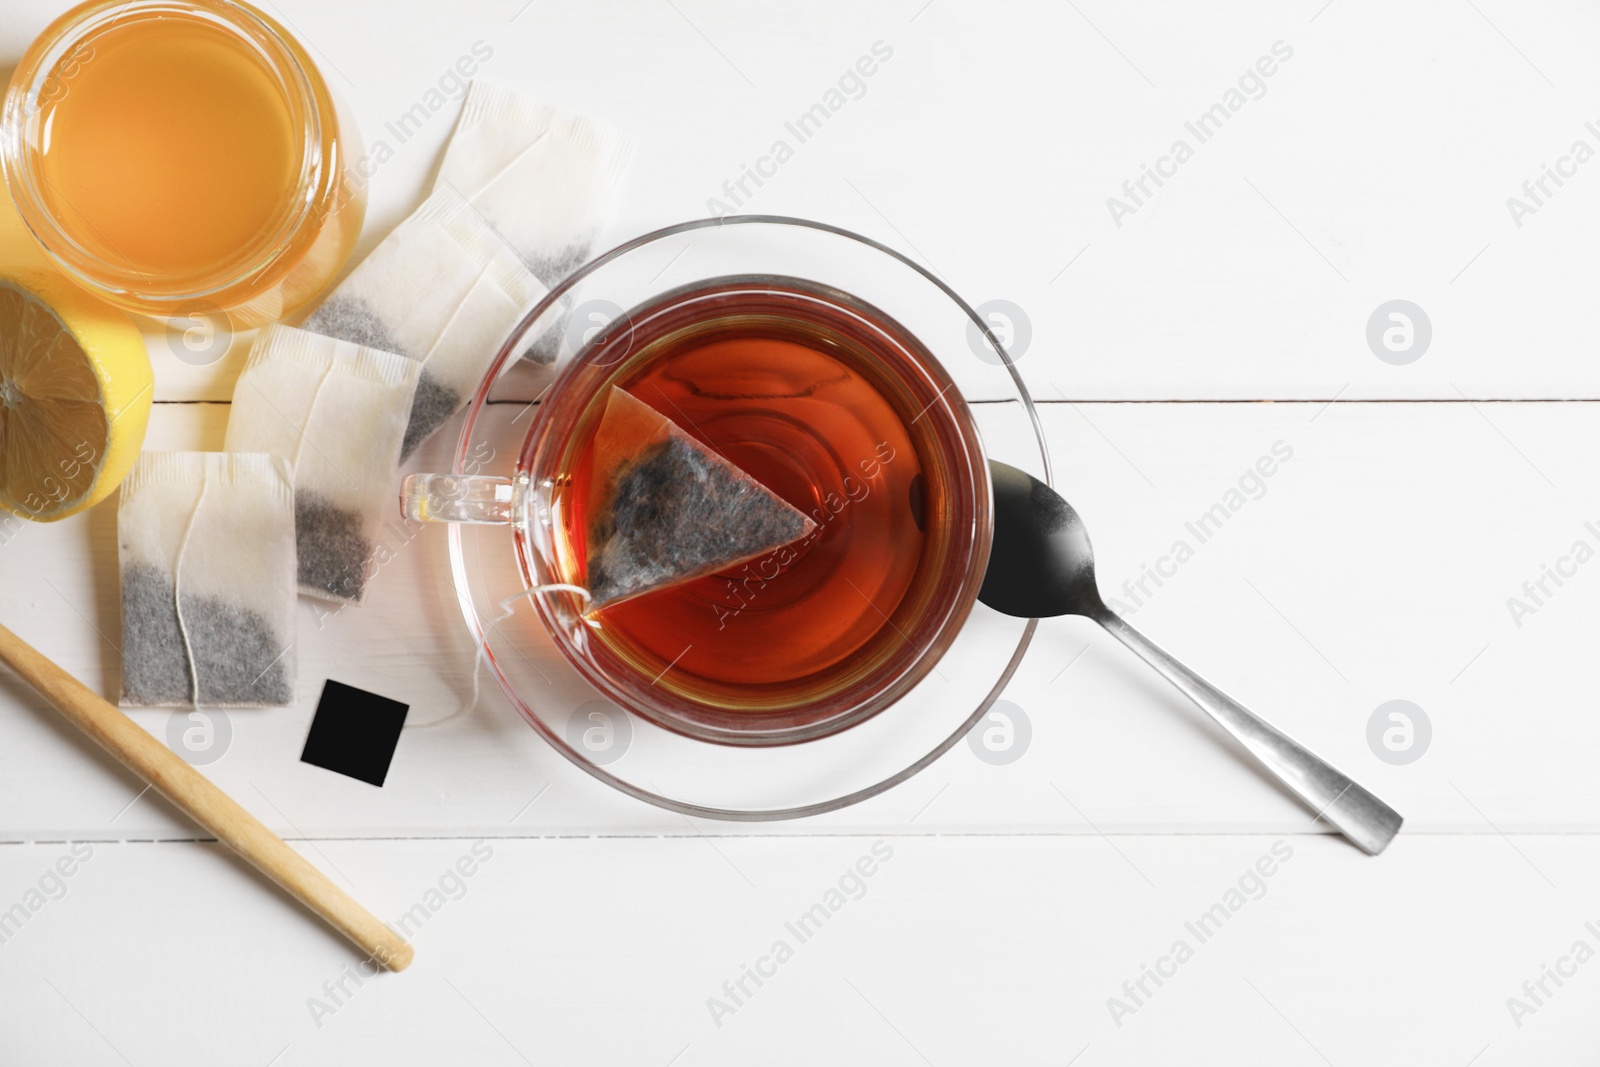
[119, 452, 297, 707]
[301, 186, 547, 459]
[583, 388, 815, 609]
[434, 81, 634, 363]
[226, 325, 421, 604]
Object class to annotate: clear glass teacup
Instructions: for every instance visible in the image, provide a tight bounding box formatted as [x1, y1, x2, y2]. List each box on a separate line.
[401, 216, 1048, 816]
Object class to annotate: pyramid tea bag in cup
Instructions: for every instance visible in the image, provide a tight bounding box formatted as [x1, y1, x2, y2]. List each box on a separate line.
[583, 388, 816, 609]
[119, 452, 297, 707]
[434, 81, 634, 363]
[226, 325, 421, 604]
[301, 186, 548, 459]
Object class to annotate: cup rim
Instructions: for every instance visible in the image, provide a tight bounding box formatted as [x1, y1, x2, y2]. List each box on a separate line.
[519, 272, 992, 746]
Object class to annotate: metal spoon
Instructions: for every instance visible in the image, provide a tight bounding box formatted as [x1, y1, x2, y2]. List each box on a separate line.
[980, 460, 1403, 855]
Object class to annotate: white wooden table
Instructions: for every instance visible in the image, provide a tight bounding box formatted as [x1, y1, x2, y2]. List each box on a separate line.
[4, 1, 1599, 1062]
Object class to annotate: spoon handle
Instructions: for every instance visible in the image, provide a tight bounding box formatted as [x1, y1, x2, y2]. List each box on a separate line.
[1094, 609, 1403, 855]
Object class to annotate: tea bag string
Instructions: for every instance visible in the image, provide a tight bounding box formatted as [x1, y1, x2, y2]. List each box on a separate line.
[446, 133, 550, 202]
[420, 261, 495, 365]
[406, 583, 591, 730]
[171, 478, 212, 708]
[289, 358, 339, 473]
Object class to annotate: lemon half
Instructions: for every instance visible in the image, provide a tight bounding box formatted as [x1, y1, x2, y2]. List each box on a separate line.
[0, 271, 152, 522]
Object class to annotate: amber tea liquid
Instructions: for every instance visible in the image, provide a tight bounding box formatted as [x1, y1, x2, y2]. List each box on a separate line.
[553, 280, 966, 719]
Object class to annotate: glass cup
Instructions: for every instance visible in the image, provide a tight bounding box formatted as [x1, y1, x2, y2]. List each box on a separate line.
[402, 216, 1049, 816]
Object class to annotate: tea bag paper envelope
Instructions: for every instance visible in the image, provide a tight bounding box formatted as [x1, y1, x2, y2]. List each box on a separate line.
[583, 388, 816, 610]
[118, 452, 297, 707]
[301, 185, 549, 459]
[226, 325, 421, 604]
[434, 81, 634, 364]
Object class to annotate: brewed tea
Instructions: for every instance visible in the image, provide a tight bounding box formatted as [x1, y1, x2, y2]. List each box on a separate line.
[553, 280, 960, 713]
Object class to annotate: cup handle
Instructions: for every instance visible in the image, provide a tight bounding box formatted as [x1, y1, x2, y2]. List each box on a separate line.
[400, 473, 516, 525]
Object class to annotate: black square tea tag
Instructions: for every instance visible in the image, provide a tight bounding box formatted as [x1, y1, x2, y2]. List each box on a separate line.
[301, 680, 409, 786]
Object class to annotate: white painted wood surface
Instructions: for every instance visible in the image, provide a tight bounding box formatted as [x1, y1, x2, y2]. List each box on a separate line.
[3, 0, 1599, 1063]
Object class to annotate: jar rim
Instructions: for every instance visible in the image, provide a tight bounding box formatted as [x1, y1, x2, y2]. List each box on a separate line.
[0, 0, 336, 312]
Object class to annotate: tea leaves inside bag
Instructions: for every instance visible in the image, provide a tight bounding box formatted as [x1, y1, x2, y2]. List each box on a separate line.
[434, 82, 633, 364]
[226, 325, 420, 604]
[118, 452, 297, 707]
[300, 187, 547, 459]
[584, 388, 815, 609]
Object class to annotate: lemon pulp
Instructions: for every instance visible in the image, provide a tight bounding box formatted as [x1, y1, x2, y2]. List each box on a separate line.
[0, 274, 151, 521]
